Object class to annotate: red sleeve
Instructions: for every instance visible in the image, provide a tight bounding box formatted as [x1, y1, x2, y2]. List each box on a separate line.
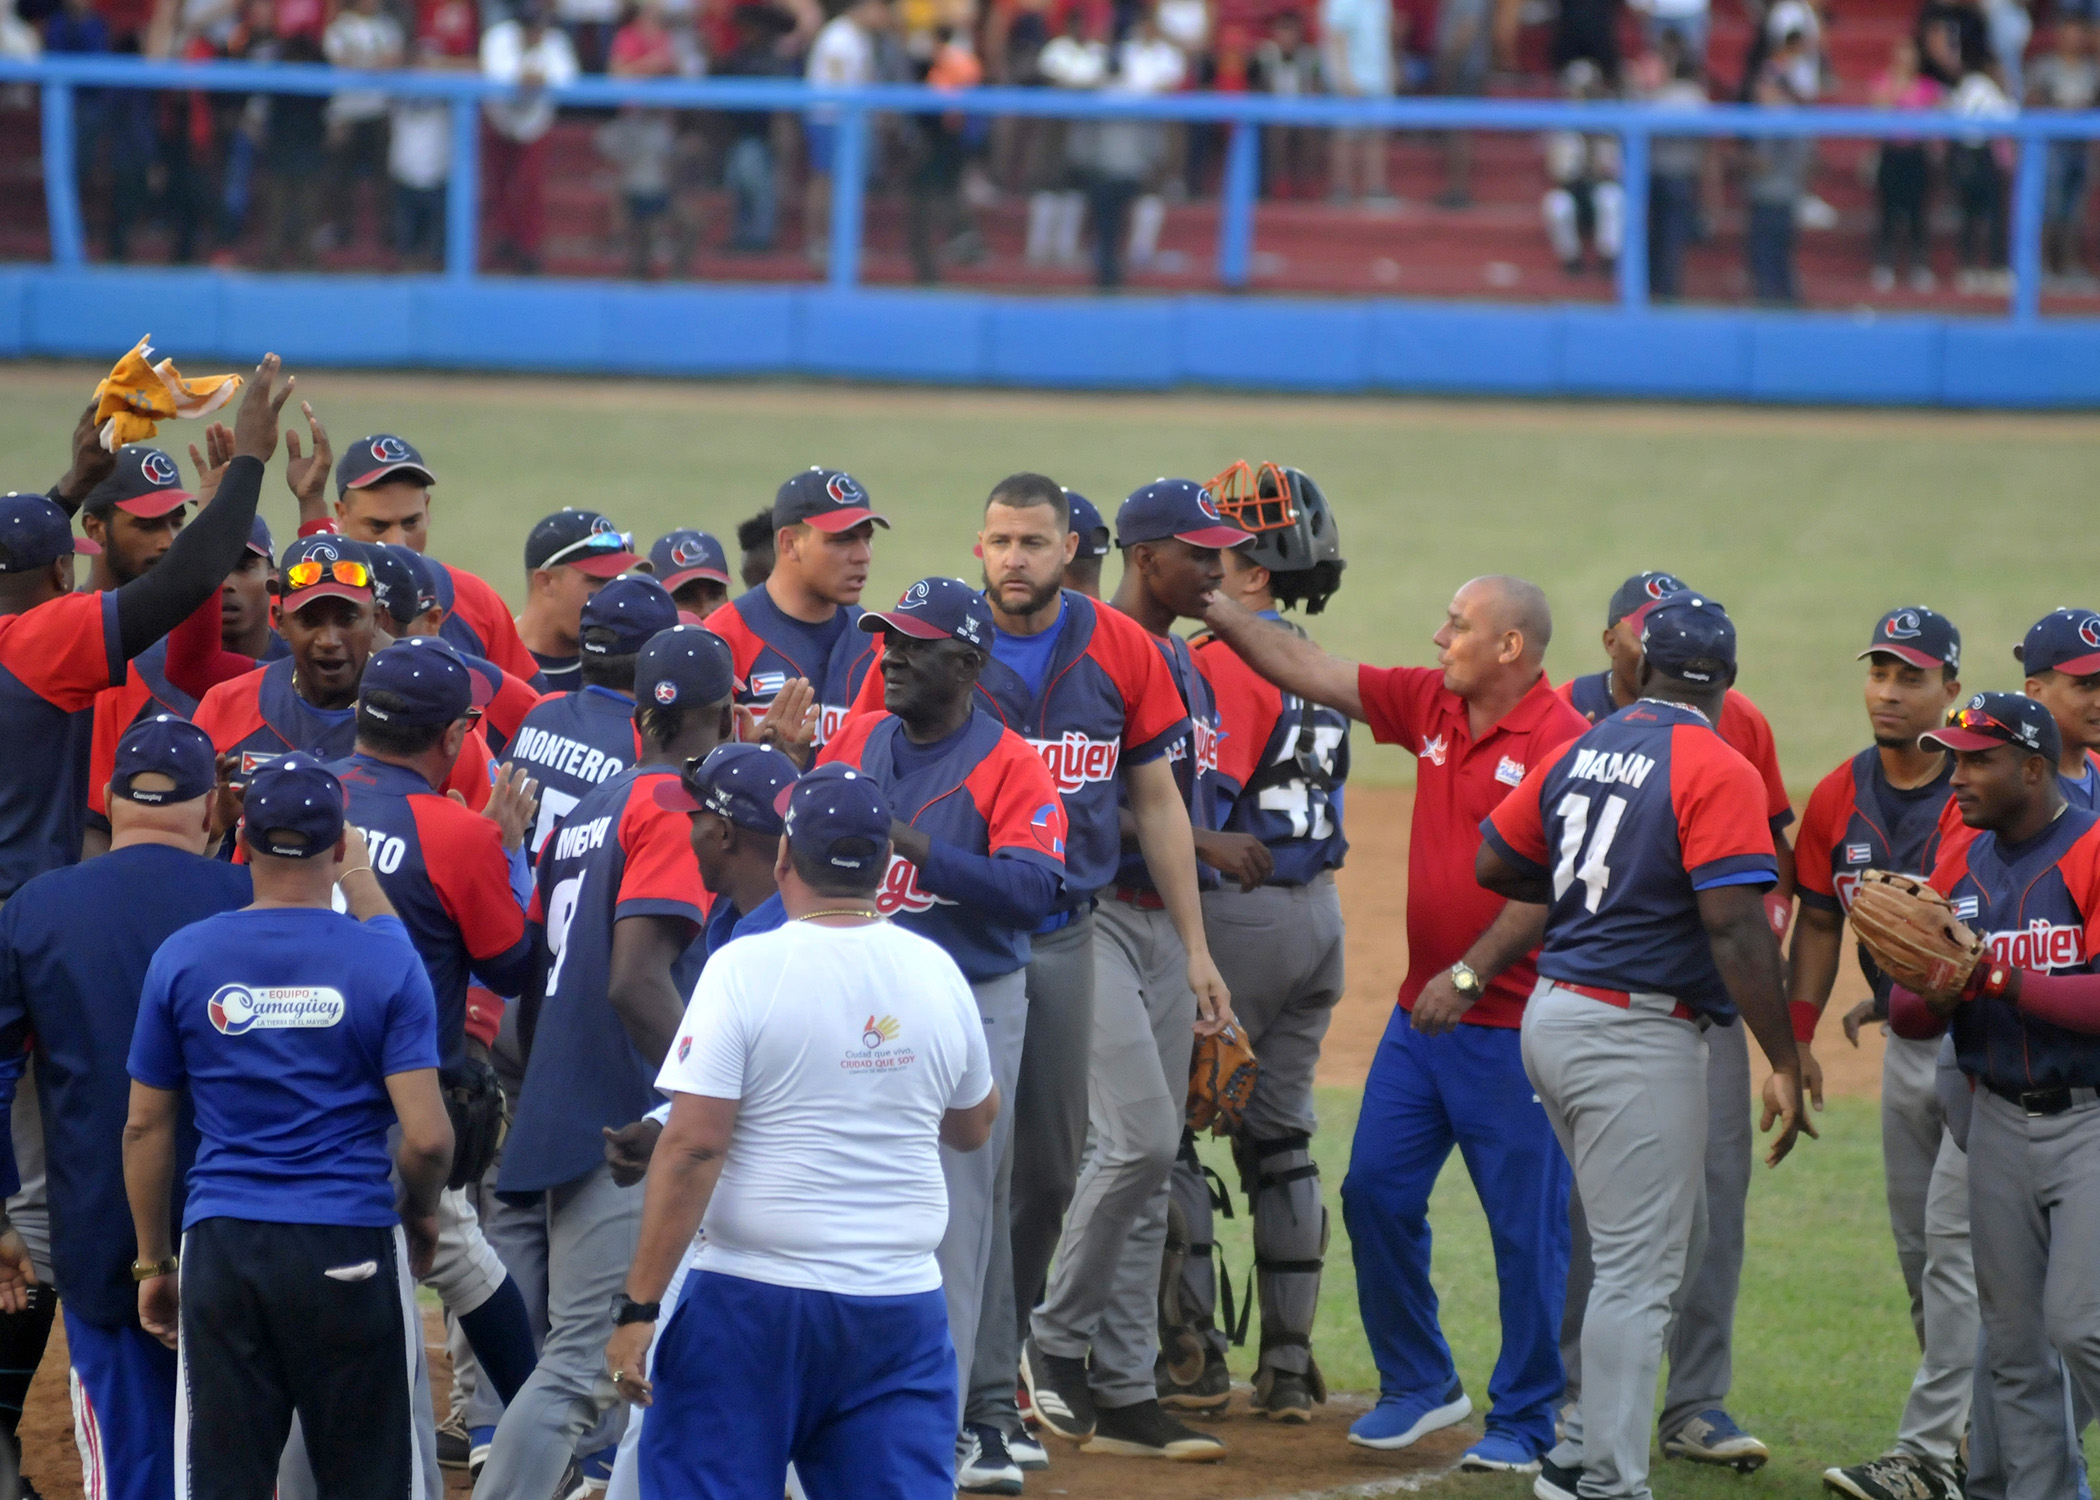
[443, 729, 495, 812]
[1193, 639, 1279, 792]
[1888, 984, 1950, 1039]
[1356, 664, 1440, 751]
[0, 591, 123, 711]
[846, 635, 888, 718]
[86, 676, 154, 817]
[977, 735, 1068, 865]
[1553, 678, 1577, 709]
[1722, 691, 1792, 827]
[1094, 606, 1187, 758]
[413, 800, 529, 960]
[1671, 726, 1779, 880]
[445, 565, 539, 683]
[1485, 737, 1579, 868]
[1792, 763, 1855, 902]
[2058, 821, 2100, 967]
[700, 599, 767, 686]
[165, 591, 255, 701]
[815, 710, 878, 768]
[191, 671, 268, 752]
[1931, 799, 1977, 892]
[614, 786, 710, 925]
[484, 669, 544, 747]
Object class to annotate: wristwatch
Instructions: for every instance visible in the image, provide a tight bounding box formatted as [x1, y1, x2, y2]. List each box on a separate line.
[1448, 962, 1485, 1001]
[131, 1255, 178, 1283]
[613, 1294, 661, 1326]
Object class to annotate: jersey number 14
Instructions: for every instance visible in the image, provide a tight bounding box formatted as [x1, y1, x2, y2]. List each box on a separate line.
[1553, 791, 1628, 913]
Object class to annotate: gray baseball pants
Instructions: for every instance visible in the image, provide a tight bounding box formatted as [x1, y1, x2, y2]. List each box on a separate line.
[966, 909, 1097, 1430]
[1032, 898, 1197, 1409]
[1169, 878, 1344, 1379]
[477, 1162, 640, 1499]
[1524, 983, 1708, 1500]
[1965, 1087, 2100, 1500]
[936, 970, 1029, 1418]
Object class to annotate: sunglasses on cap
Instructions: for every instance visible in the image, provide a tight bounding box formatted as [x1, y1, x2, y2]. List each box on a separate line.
[1947, 706, 2029, 743]
[541, 530, 636, 568]
[1204, 460, 1298, 535]
[284, 558, 374, 591]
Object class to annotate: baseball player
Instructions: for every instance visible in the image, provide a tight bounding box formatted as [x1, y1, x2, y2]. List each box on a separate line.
[949, 473, 1229, 1482]
[122, 753, 455, 1500]
[648, 530, 733, 620]
[705, 468, 883, 752]
[1477, 590, 1811, 1500]
[517, 510, 647, 693]
[820, 577, 1068, 1457]
[364, 543, 543, 754]
[2016, 609, 2100, 806]
[1162, 463, 1349, 1425]
[1061, 491, 1110, 601]
[1559, 569, 1795, 1470]
[1022, 478, 1242, 1466]
[1200, 572, 1586, 1470]
[219, 513, 283, 660]
[479, 626, 733, 1498]
[734, 506, 776, 591]
[1883, 691, 2100, 1500]
[308, 431, 542, 684]
[0, 716, 251, 1500]
[1788, 609, 1971, 1500]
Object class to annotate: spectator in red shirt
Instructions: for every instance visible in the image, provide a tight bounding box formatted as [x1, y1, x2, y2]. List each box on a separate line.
[1198, 575, 1586, 1470]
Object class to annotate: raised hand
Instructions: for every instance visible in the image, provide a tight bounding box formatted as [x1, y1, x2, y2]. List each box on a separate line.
[283, 400, 334, 523]
[231, 354, 296, 465]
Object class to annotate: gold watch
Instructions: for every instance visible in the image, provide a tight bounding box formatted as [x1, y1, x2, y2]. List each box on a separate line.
[131, 1255, 178, 1282]
[1448, 962, 1485, 1001]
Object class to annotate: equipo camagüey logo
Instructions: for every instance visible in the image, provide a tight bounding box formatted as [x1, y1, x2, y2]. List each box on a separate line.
[842, 1012, 915, 1073]
[208, 984, 347, 1036]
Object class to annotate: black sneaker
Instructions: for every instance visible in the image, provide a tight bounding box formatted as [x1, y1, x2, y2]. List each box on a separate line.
[1158, 1349, 1231, 1413]
[1020, 1338, 1096, 1441]
[1534, 1457, 1584, 1500]
[957, 1423, 1025, 1495]
[1822, 1453, 1964, 1500]
[1081, 1399, 1226, 1462]
[1251, 1370, 1315, 1423]
[435, 1418, 472, 1471]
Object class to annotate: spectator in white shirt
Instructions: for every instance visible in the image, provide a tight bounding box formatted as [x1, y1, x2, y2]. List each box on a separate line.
[481, 1, 581, 272]
[802, 0, 891, 264]
[389, 42, 453, 267]
[322, 0, 404, 252]
[604, 765, 999, 1500]
[1320, 0, 1393, 202]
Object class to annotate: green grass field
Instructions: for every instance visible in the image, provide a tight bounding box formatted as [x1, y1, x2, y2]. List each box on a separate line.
[8, 363, 2100, 1492]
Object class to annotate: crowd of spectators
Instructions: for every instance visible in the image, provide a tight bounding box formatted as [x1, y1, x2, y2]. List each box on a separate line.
[2, 0, 2091, 297]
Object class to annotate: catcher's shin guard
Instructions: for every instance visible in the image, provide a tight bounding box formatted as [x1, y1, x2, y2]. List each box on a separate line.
[1236, 1132, 1328, 1402]
[1160, 1129, 1234, 1381]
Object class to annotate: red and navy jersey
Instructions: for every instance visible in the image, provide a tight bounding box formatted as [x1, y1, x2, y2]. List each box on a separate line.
[1561, 672, 1793, 834]
[84, 636, 197, 825]
[1932, 750, 2100, 876]
[329, 754, 534, 1072]
[193, 658, 495, 809]
[501, 763, 710, 1194]
[1796, 748, 1955, 1003]
[1484, 700, 1778, 1019]
[820, 710, 1068, 980]
[431, 560, 541, 687]
[705, 585, 876, 749]
[1193, 615, 1350, 886]
[0, 591, 124, 897]
[1117, 627, 1225, 892]
[500, 687, 640, 859]
[1935, 808, 2100, 1092]
[858, 592, 1188, 903]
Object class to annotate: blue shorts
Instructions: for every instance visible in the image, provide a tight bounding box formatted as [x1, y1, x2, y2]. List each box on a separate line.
[64, 1308, 178, 1500]
[639, 1271, 956, 1500]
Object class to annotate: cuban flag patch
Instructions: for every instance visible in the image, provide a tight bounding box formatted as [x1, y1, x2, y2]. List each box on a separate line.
[1845, 843, 1873, 864]
[1953, 896, 1980, 920]
[749, 672, 787, 697]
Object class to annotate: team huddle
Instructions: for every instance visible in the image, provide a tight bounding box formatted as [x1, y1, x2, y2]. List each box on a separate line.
[0, 354, 2094, 1500]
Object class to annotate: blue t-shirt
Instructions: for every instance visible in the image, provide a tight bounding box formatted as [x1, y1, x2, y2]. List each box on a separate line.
[734, 892, 788, 939]
[2065, 761, 2098, 812]
[991, 605, 1064, 701]
[128, 908, 440, 1231]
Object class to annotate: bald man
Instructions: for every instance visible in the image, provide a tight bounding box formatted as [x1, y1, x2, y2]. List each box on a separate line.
[1201, 578, 1588, 1471]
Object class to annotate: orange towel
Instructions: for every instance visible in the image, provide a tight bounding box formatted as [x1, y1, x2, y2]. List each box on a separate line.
[92, 335, 244, 451]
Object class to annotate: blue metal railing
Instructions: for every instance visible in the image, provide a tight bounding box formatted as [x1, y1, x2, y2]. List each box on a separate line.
[4, 54, 2100, 320]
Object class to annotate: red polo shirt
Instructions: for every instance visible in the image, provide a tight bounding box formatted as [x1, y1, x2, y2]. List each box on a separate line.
[1360, 664, 1589, 1028]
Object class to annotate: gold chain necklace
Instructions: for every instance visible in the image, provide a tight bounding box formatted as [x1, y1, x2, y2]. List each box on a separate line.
[796, 908, 882, 923]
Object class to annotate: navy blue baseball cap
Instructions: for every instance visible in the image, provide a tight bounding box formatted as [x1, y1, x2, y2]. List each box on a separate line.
[1115, 478, 1255, 550]
[2015, 608, 2100, 678]
[859, 576, 992, 649]
[1065, 490, 1110, 559]
[1860, 606, 1961, 672]
[241, 752, 346, 859]
[360, 638, 484, 726]
[1608, 570, 1692, 628]
[276, 535, 375, 611]
[773, 468, 888, 534]
[648, 530, 731, 592]
[636, 625, 735, 709]
[654, 741, 800, 830]
[0, 492, 98, 572]
[1924, 691, 2062, 761]
[785, 763, 891, 873]
[525, 510, 642, 578]
[247, 512, 275, 564]
[111, 714, 216, 805]
[365, 542, 426, 628]
[85, 445, 191, 518]
[581, 576, 680, 657]
[1639, 590, 1736, 685]
[336, 434, 435, 495]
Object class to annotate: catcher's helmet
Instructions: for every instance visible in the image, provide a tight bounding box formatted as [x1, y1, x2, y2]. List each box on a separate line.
[1203, 461, 1345, 615]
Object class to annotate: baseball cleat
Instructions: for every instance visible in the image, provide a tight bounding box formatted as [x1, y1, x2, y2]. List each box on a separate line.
[435, 1417, 472, 1470]
[1157, 1349, 1232, 1413]
[1249, 1370, 1316, 1423]
[1662, 1408, 1770, 1471]
[1020, 1338, 1096, 1442]
[1081, 1399, 1227, 1462]
[1009, 1427, 1050, 1471]
[1346, 1379, 1471, 1450]
[1533, 1457, 1584, 1500]
[957, 1424, 1026, 1495]
[1461, 1430, 1545, 1473]
[1822, 1453, 1964, 1500]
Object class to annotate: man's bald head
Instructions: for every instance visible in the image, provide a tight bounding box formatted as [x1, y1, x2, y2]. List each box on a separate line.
[1465, 575, 1553, 665]
[1437, 574, 1554, 704]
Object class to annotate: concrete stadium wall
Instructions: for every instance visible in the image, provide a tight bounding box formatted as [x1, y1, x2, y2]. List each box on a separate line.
[4, 268, 2098, 408]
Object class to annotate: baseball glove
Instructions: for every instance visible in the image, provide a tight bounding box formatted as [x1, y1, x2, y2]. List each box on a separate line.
[440, 1057, 507, 1191]
[1849, 868, 1985, 1004]
[1188, 1023, 1258, 1135]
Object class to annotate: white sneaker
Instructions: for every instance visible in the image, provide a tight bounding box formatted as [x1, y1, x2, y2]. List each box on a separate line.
[1797, 194, 1839, 230]
[957, 1424, 1024, 1495]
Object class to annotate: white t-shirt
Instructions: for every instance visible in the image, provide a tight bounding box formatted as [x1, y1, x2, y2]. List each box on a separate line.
[481, 21, 582, 143]
[656, 920, 992, 1297]
[324, 11, 405, 124]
